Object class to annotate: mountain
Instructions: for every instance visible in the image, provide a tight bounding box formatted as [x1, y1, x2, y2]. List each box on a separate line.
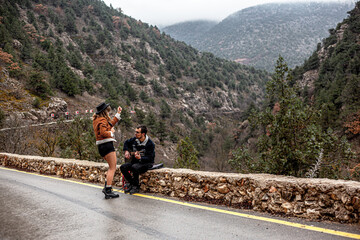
[160, 20, 217, 45]
[0, 0, 269, 170]
[163, 2, 355, 71]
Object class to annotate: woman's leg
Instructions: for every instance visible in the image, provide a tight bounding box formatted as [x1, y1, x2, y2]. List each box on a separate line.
[104, 151, 117, 185]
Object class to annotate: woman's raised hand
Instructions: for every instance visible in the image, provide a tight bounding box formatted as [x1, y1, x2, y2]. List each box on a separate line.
[117, 106, 122, 114]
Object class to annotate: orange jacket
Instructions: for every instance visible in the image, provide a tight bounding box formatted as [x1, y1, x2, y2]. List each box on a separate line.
[93, 114, 120, 144]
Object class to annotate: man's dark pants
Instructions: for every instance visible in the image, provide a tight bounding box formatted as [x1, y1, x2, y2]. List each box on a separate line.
[120, 162, 152, 187]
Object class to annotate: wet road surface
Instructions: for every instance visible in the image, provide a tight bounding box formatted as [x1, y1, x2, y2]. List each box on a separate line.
[1, 167, 359, 240]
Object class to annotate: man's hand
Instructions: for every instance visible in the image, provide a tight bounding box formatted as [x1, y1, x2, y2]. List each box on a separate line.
[124, 150, 130, 159]
[110, 127, 115, 133]
[117, 106, 122, 114]
[134, 151, 141, 160]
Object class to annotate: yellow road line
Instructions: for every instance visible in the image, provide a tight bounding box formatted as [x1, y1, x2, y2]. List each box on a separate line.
[0, 166, 113, 190]
[1, 166, 359, 239]
[136, 193, 360, 239]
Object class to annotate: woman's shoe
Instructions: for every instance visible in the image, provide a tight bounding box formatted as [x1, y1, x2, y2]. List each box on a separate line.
[102, 180, 119, 199]
[103, 187, 119, 199]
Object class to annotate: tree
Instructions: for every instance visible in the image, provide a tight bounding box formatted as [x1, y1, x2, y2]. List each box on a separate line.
[156, 120, 168, 144]
[31, 128, 59, 157]
[118, 108, 132, 128]
[210, 129, 232, 172]
[0, 48, 20, 71]
[85, 35, 97, 54]
[139, 91, 149, 103]
[136, 75, 147, 85]
[134, 107, 145, 123]
[0, 115, 30, 154]
[175, 137, 200, 170]
[345, 111, 360, 135]
[126, 83, 138, 102]
[134, 60, 148, 74]
[229, 56, 354, 178]
[144, 112, 158, 132]
[160, 99, 171, 119]
[27, 71, 51, 99]
[151, 79, 162, 96]
[58, 117, 100, 161]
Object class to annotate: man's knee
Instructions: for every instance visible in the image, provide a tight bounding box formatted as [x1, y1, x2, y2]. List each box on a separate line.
[120, 163, 131, 172]
[132, 163, 150, 174]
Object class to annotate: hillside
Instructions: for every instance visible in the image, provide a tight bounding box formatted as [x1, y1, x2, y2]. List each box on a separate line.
[0, 0, 269, 170]
[230, 2, 360, 180]
[293, 1, 360, 133]
[163, 2, 354, 71]
[160, 20, 217, 45]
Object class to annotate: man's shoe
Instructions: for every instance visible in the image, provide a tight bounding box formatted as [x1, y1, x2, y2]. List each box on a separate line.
[123, 183, 132, 194]
[129, 185, 139, 195]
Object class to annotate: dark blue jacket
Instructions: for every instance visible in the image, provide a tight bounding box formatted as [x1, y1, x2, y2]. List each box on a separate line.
[123, 136, 155, 164]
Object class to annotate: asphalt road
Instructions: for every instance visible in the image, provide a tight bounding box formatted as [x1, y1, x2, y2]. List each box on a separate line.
[0, 167, 359, 240]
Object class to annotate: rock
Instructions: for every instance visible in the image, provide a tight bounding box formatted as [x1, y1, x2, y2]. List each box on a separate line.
[319, 194, 331, 207]
[203, 185, 209, 193]
[47, 97, 68, 115]
[281, 202, 293, 213]
[306, 209, 320, 218]
[261, 193, 269, 201]
[196, 190, 204, 198]
[335, 208, 350, 222]
[341, 193, 351, 204]
[174, 177, 182, 182]
[352, 197, 360, 210]
[159, 179, 166, 186]
[294, 204, 303, 214]
[219, 177, 227, 183]
[217, 184, 230, 194]
[173, 181, 182, 190]
[189, 175, 198, 183]
[88, 174, 95, 181]
[305, 200, 317, 206]
[281, 190, 293, 201]
[330, 193, 340, 201]
[13, 39, 22, 49]
[269, 186, 277, 193]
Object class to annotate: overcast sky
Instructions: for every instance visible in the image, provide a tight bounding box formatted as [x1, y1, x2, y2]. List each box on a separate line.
[103, 0, 350, 27]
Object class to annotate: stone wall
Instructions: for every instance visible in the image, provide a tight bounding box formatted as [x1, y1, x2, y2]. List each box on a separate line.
[1, 153, 359, 223]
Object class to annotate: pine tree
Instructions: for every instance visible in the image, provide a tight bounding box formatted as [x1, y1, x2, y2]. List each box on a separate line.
[175, 137, 200, 170]
[157, 120, 168, 144]
[160, 99, 171, 119]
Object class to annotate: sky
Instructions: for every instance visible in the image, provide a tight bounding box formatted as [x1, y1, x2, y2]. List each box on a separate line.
[103, 0, 349, 27]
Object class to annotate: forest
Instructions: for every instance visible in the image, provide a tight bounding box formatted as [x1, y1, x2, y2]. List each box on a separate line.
[0, 0, 359, 180]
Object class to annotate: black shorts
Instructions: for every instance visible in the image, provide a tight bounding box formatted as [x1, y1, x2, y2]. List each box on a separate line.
[98, 141, 115, 157]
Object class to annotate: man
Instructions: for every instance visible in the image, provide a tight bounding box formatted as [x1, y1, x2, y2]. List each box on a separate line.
[120, 126, 155, 194]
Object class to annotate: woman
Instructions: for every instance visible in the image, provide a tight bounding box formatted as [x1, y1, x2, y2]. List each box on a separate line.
[92, 102, 122, 199]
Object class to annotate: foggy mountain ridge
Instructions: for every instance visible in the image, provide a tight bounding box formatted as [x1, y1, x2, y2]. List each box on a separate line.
[163, 1, 356, 71]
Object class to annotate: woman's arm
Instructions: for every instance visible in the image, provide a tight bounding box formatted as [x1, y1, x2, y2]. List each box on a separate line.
[110, 106, 122, 126]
